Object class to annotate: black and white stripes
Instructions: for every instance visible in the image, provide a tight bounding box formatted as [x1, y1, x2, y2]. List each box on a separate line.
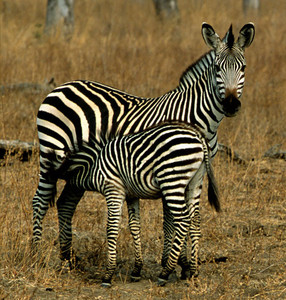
[64, 122, 219, 286]
[32, 23, 255, 268]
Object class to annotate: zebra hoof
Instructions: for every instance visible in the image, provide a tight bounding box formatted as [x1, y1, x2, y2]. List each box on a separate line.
[130, 275, 141, 282]
[181, 269, 191, 280]
[101, 282, 112, 288]
[190, 269, 199, 278]
[157, 278, 168, 286]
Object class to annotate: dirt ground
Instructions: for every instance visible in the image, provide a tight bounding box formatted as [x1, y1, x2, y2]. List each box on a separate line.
[1, 155, 285, 299]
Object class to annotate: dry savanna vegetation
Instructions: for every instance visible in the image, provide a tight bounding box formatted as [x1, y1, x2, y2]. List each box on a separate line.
[0, 0, 285, 299]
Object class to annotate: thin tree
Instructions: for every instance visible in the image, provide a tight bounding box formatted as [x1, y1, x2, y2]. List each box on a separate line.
[243, 0, 260, 15]
[152, 0, 180, 20]
[44, 0, 75, 38]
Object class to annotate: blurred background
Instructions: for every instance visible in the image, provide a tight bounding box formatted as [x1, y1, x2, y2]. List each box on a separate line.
[1, 0, 285, 158]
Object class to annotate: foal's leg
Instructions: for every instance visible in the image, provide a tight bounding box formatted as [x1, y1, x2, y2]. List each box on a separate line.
[102, 189, 125, 287]
[185, 171, 204, 278]
[56, 183, 85, 263]
[162, 201, 190, 279]
[32, 174, 57, 255]
[158, 193, 191, 286]
[126, 198, 143, 281]
[161, 201, 174, 267]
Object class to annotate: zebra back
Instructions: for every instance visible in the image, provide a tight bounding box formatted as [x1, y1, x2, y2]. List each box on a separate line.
[37, 23, 255, 180]
[65, 121, 220, 211]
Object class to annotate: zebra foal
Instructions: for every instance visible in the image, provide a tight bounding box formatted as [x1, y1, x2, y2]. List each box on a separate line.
[32, 23, 255, 265]
[62, 122, 220, 286]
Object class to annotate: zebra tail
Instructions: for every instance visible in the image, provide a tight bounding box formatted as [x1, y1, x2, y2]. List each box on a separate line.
[199, 131, 221, 213]
[207, 163, 221, 212]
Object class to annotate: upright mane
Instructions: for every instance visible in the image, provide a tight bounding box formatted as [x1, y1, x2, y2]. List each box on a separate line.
[178, 50, 215, 88]
[223, 24, 235, 49]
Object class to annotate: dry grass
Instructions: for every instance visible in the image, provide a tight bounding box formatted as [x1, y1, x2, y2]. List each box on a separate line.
[0, 0, 286, 299]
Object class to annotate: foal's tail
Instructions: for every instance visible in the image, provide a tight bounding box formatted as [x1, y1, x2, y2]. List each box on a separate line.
[201, 140, 221, 212]
[206, 162, 220, 212]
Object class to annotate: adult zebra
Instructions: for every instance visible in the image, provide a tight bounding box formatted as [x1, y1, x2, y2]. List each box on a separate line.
[33, 23, 255, 263]
[62, 122, 220, 286]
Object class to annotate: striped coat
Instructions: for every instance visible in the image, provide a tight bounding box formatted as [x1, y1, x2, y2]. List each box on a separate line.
[63, 122, 220, 286]
[32, 23, 255, 268]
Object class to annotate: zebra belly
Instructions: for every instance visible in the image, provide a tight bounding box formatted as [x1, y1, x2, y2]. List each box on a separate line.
[122, 170, 162, 200]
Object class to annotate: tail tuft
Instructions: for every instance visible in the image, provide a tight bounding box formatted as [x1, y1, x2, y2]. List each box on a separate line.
[207, 164, 220, 212]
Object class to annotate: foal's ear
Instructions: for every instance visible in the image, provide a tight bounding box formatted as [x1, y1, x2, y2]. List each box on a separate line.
[237, 23, 255, 50]
[201, 23, 221, 51]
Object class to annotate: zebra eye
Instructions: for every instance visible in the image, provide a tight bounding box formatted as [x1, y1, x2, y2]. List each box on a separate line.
[56, 154, 65, 162]
[241, 65, 246, 72]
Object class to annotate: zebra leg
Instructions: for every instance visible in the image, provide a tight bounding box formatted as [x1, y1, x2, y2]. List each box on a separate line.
[126, 198, 143, 282]
[189, 204, 201, 277]
[185, 177, 204, 278]
[56, 182, 84, 264]
[102, 191, 125, 287]
[158, 218, 190, 285]
[161, 197, 190, 280]
[158, 195, 191, 286]
[177, 236, 190, 280]
[161, 200, 174, 268]
[32, 175, 57, 254]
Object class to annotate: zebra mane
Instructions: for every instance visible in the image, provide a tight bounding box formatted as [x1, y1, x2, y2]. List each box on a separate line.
[223, 24, 235, 49]
[179, 25, 236, 88]
[178, 50, 215, 87]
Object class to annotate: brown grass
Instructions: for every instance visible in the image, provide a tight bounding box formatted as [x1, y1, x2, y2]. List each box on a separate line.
[0, 0, 285, 299]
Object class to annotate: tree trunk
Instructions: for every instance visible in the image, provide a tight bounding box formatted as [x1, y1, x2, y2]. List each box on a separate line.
[44, 0, 75, 38]
[243, 0, 260, 15]
[153, 0, 179, 20]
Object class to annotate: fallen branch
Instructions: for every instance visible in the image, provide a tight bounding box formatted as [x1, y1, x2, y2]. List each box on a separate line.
[263, 144, 286, 161]
[0, 140, 38, 161]
[0, 78, 56, 94]
[218, 143, 247, 165]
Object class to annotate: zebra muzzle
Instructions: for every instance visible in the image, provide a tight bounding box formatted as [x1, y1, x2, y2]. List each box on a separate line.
[222, 89, 241, 117]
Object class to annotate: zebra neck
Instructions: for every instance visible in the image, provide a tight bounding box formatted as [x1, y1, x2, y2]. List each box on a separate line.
[117, 50, 223, 156]
[178, 51, 216, 90]
[175, 50, 223, 153]
[72, 150, 101, 192]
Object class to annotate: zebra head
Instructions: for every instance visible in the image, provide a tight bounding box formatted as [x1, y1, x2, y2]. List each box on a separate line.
[202, 23, 255, 117]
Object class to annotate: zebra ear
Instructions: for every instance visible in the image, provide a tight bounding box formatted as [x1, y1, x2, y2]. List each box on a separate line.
[237, 23, 255, 50]
[201, 23, 221, 51]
